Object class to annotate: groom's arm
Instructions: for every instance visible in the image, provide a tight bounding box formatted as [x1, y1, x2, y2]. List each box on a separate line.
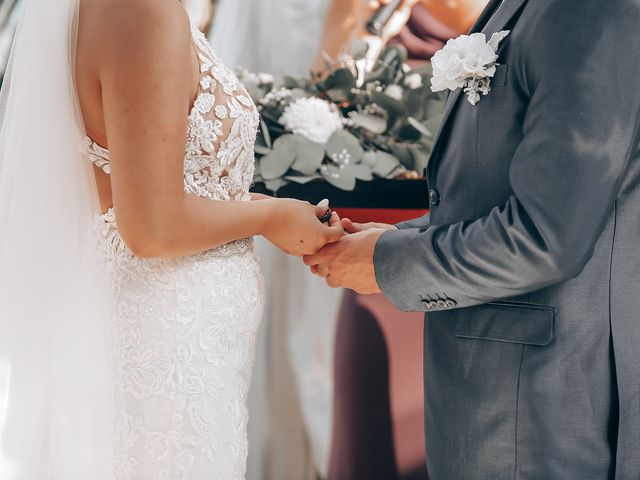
[395, 213, 430, 230]
[374, 0, 640, 312]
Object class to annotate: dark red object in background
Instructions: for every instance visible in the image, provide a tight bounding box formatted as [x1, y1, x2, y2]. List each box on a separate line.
[334, 208, 428, 225]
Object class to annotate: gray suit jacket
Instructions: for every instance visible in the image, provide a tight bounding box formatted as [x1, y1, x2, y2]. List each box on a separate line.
[374, 0, 640, 478]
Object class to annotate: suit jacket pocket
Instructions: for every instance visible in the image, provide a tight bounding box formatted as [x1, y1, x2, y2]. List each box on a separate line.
[454, 301, 554, 346]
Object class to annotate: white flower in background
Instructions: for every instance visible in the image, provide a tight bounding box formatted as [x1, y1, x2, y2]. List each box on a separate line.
[257, 73, 274, 84]
[431, 30, 510, 105]
[404, 73, 423, 89]
[280, 97, 343, 144]
[261, 88, 293, 106]
[237, 67, 259, 84]
[384, 84, 404, 101]
[237, 69, 274, 89]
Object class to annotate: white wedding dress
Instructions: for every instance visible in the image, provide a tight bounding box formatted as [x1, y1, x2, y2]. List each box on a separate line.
[85, 24, 264, 479]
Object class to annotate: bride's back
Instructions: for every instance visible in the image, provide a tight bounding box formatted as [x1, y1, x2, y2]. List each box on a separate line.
[76, 0, 199, 212]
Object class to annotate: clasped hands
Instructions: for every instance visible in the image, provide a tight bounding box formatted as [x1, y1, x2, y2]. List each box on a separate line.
[259, 196, 394, 294]
[304, 216, 397, 295]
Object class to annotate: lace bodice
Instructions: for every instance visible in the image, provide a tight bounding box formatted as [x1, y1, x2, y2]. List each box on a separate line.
[86, 23, 259, 203]
[88, 23, 265, 480]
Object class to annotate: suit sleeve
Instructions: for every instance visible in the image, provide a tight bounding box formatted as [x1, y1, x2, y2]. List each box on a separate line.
[374, 0, 640, 312]
[395, 213, 430, 230]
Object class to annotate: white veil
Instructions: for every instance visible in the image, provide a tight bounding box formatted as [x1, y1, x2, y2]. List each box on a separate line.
[0, 0, 113, 477]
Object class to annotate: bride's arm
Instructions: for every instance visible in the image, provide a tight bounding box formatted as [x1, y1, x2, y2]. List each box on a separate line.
[93, 1, 342, 258]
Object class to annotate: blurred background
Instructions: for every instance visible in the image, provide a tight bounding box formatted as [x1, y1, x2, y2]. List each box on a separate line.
[0, 1, 488, 478]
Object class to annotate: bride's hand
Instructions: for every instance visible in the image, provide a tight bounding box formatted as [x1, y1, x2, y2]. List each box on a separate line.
[262, 199, 344, 256]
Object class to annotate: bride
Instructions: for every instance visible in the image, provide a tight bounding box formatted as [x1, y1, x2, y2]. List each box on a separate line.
[0, 0, 343, 478]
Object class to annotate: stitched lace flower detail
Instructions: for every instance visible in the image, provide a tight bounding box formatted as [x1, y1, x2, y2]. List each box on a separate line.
[200, 76, 216, 91]
[194, 93, 216, 114]
[213, 65, 239, 95]
[190, 113, 224, 153]
[215, 105, 228, 119]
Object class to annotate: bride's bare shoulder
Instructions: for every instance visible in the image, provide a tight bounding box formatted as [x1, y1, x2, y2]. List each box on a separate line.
[80, 0, 191, 60]
[77, 0, 194, 145]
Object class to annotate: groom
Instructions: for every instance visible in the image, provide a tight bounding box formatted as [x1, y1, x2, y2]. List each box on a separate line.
[305, 0, 640, 478]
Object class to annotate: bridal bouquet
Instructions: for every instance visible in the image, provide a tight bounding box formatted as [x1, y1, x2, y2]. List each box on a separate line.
[240, 45, 445, 192]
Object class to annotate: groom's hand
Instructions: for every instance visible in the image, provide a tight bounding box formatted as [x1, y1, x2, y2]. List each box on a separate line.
[303, 228, 385, 294]
[341, 218, 397, 234]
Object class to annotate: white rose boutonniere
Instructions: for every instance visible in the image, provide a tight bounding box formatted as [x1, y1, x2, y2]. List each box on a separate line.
[430, 30, 510, 105]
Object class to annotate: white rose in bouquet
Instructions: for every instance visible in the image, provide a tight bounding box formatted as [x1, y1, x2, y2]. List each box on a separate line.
[404, 73, 423, 89]
[384, 84, 404, 101]
[280, 97, 343, 144]
[257, 73, 274, 84]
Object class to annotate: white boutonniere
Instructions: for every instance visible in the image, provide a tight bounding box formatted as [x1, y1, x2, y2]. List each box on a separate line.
[430, 30, 510, 105]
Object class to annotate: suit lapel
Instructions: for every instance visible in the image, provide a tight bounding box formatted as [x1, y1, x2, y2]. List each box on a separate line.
[427, 0, 529, 175]
[469, 0, 505, 34]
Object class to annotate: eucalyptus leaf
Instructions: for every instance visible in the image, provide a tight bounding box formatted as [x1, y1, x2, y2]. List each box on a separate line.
[398, 124, 422, 142]
[388, 143, 414, 170]
[290, 135, 326, 175]
[321, 165, 357, 191]
[325, 68, 356, 101]
[406, 63, 433, 78]
[371, 91, 408, 116]
[367, 45, 407, 84]
[425, 114, 444, 137]
[349, 113, 387, 134]
[406, 89, 427, 118]
[371, 151, 401, 177]
[254, 143, 272, 156]
[407, 117, 432, 137]
[260, 116, 272, 147]
[425, 98, 446, 118]
[326, 68, 357, 90]
[361, 151, 378, 168]
[264, 178, 288, 192]
[285, 174, 322, 184]
[326, 130, 364, 165]
[260, 134, 297, 180]
[407, 144, 429, 173]
[291, 88, 309, 100]
[349, 164, 374, 181]
[282, 75, 300, 89]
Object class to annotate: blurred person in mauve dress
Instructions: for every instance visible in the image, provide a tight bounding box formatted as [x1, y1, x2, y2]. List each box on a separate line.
[315, 0, 487, 70]
[315, 2, 488, 480]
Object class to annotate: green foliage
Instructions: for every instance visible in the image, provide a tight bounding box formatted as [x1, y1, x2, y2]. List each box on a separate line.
[239, 46, 446, 192]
